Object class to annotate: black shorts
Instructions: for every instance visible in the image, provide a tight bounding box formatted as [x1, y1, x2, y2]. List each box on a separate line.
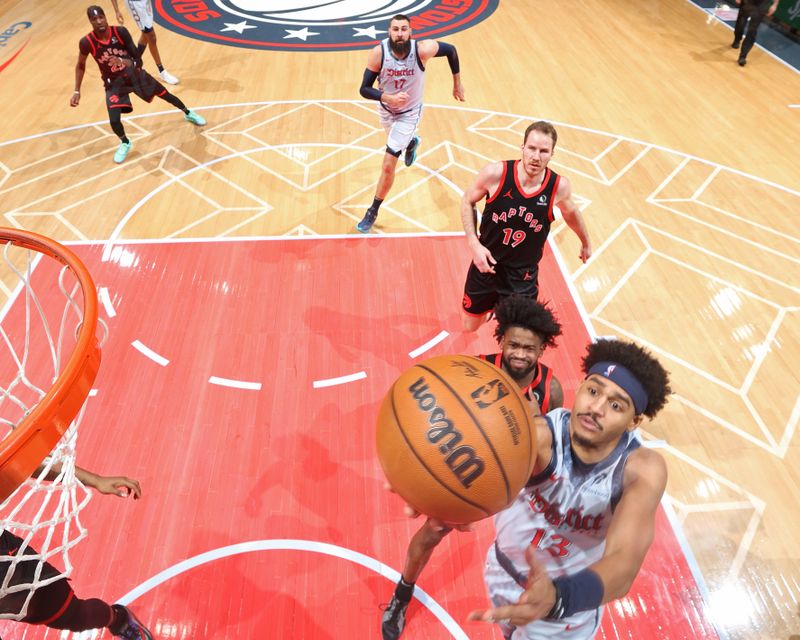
[461, 263, 539, 316]
[105, 66, 167, 114]
[0, 530, 66, 620]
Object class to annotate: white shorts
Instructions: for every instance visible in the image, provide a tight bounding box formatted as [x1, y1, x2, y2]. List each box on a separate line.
[378, 104, 423, 155]
[484, 545, 604, 640]
[125, 0, 155, 31]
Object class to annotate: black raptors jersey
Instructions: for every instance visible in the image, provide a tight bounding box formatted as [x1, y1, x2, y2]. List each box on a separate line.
[479, 354, 555, 413]
[478, 160, 560, 269]
[79, 26, 138, 85]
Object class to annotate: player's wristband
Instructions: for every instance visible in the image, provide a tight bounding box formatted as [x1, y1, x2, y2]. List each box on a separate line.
[73, 90, 80, 94]
[545, 569, 604, 619]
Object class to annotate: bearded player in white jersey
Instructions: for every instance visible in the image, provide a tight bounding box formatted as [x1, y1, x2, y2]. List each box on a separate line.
[467, 338, 672, 639]
[356, 13, 465, 233]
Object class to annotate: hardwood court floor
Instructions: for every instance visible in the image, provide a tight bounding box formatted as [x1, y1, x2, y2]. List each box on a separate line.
[0, 237, 712, 639]
[0, 1, 799, 638]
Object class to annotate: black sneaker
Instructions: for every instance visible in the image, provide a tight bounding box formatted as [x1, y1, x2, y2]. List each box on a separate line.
[731, 39, 741, 49]
[381, 595, 409, 640]
[404, 136, 420, 167]
[111, 604, 154, 640]
[738, 56, 747, 66]
[356, 207, 378, 233]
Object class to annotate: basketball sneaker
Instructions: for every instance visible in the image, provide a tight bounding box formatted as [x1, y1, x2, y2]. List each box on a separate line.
[110, 604, 153, 640]
[185, 110, 206, 126]
[381, 595, 409, 640]
[113, 140, 132, 164]
[159, 69, 179, 85]
[404, 136, 420, 167]
[356, 207, 378, 233]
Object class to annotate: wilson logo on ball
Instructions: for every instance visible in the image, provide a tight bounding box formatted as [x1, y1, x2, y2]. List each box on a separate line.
[408, 377, 485, 488]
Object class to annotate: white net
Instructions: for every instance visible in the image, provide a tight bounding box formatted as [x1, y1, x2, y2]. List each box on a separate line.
[0, 238, 102, 620]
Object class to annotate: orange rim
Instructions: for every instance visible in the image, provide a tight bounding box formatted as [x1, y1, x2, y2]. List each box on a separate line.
[0, 228, 100, 503]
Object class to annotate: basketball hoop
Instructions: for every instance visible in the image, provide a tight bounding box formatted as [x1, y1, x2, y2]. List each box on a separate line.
[0, 227, 103, 620]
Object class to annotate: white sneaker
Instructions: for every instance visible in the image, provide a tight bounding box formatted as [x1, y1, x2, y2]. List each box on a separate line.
[159, 69, 179, 85]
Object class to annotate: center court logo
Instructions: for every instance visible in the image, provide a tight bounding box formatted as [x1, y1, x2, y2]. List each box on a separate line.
[0, 21, 31, 75]
[155, 0, 498, 51]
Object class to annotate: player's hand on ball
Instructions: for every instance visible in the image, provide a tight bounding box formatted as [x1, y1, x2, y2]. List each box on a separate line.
[383, 482, 472, 532]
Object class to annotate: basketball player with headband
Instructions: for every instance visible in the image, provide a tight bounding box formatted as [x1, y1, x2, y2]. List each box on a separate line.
[355, 13, 465, 233]
[468, 338, 672, 640]
[381, 295, 564, 640]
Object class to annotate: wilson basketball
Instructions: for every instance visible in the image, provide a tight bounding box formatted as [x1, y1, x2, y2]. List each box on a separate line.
[376, 354, 536, 524]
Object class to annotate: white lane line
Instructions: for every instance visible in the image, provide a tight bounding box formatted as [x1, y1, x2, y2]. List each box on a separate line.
[99, 287, 116, 318]
[312, 371, 367, 388]
[131, 340, 169, 366]
[209, 376, 262, 391]
[115, 539, 470, 640]
[409, 331, 449, 358]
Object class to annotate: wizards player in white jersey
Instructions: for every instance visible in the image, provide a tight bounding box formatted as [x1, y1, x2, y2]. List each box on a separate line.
[110, 0, 180, 84]
[469, 339, 672, 640]
[381, 296, 563, 640]
[356, 14, 465, 233]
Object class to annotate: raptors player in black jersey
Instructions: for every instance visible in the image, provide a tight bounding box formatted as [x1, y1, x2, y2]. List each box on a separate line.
[0, 465, 152, 639]
[460, 121, 592, 331]
[381, 295, 563, 640]
[70, 5, 205, 164]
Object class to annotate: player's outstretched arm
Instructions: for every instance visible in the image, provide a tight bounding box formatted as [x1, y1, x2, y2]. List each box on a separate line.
[71, 50, 88, 107]
[110, 0, 125, 23]
[76, 467, 142, 499]
[418, 40, 464, 101]
[461, 162, 504, 273]
[33, 462, 142, 499]
[583, 448, 666, 600]
[555, 176, 591, 263]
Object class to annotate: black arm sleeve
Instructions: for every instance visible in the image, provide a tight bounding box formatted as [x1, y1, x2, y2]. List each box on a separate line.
[118, 26, 142, 68]
[434, 41, 460, 74]
[359, 68, 382, 101]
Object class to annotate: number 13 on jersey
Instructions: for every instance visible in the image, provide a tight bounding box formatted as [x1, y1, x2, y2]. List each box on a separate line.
[530, 528, 572, 558]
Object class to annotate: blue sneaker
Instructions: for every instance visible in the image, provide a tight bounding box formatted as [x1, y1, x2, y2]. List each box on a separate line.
[404, 136, 420, 167]
[185, 109, 206, 126]
[113, 140, 132, 164]
[111, 604, 153, 640]
[356, 207, 378, 233]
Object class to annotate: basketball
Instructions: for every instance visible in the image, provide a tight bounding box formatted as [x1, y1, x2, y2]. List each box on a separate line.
[376, 354, 536, 524]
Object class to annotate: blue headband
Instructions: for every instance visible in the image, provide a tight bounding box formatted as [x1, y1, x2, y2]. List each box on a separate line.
[587, 361, 648, 415]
